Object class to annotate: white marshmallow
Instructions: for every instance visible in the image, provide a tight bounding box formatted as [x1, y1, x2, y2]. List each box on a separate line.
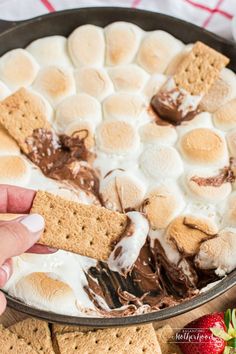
[105, 22, 142, 66]
[137, 30, 184, 73]
[33, 66, 76, 106]
[0, 49, 39, 90]
[54, 93, 101, 132]
[103, 93, 146, 122]
[68, 25, 105, 68]
[75, 67, 113, 101]
[140, 145, 183, 180]
[27, 36, 72, 67]
[108, 64, 148, 93]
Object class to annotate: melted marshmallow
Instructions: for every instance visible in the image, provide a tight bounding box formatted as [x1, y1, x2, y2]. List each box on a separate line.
[108, 211, 149, 275]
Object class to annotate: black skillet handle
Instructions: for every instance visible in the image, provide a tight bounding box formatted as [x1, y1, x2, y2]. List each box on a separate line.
[0, 19, 20, 33]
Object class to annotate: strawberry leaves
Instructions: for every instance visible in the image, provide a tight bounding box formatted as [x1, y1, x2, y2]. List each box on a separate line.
[232, 309, 236, 329]
[225, 309, 232, 331]
[210, 328, 231, 341]
[211, 309, 236, 353]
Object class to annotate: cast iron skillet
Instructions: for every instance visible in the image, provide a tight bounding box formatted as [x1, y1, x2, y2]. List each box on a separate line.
[0, 7, 236, 327]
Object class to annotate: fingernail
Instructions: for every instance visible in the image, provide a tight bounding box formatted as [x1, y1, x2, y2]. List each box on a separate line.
[47, 247, 57, 252]
[21, 214, 45, 233]
[0, 263, 10, 282]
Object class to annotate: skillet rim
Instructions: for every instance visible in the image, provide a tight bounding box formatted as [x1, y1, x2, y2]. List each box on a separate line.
[0, 6, 235, 326]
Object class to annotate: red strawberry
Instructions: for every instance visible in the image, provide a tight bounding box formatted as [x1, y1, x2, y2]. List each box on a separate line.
[176, 312, 226, 354]
[176, 310, 235, 354]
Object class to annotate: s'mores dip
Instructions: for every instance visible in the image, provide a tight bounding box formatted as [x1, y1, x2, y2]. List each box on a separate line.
[0, 22, 236, 318]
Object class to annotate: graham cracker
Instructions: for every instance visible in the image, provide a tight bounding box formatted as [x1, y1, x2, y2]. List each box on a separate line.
[56, 324, 161, 354]
[52, 324, 90, 335]
[9, 318, 55, 354]
[155, 325, 182, 354]
[174, 41, 229, 95]
[0, 324, 38, 354]
[51, 324, 92, 354]
[0, 88, 51, 154]
[31, 191, 128, 261]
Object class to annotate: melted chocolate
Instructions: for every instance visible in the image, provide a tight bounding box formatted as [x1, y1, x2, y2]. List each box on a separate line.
[25, 129, 221, 317]
[191, 166, 235, 187]
[150, 88, 199, 126]
[26, 128, 102, 202]
[83, 239, 216, 316]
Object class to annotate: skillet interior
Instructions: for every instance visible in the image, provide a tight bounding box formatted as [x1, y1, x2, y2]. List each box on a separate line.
[0, 7, 235, 327]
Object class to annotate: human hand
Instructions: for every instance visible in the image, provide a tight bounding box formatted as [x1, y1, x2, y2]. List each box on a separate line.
[0, 185, 54, 315]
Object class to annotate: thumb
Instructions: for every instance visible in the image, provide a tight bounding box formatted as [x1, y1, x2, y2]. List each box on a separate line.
[0, 214, 45, 265]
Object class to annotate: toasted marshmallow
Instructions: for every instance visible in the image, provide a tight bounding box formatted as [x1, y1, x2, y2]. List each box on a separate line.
[143, 185, 185, 229]
[0, 156, 30, 186]
[165, 44, 193, 75]
[0, 126, 19, 155]
[200, 68, 236, 112]
[96, 120, 139, 154]
[108, 64, 148, 93]
[143, 74, 167, 99]
[140, 145, 183, 180]
[185, 169, 232, 203]
[213, 98, 236, 131]
[103, 93, 145, 122]
[137, 30, 183, 73]
[65, 121, 95, 149]
[166, 215, 218, 256]
[180, 128, 227, 165]
[26, 36, 72, 67]
[12, 272, 78, 315]
[227, 129, 236, 157]
[75, 67, 113, 101]
[68, 25, 105, 68]
[195, 228, 236, 276]
[54, 93, 101, 132]
[0, 49, 39, 90]
[33, 66, 75, 106]
[176, 112, 213, 136]
[139, 123, 177, 145]
[0, 80, 10, 100]
[101, 172, 145, 211]
[105, 22, 142, 66]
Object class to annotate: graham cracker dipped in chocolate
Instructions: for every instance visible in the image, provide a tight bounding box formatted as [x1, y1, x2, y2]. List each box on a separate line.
[31, 191, 128, 261]
[151, 41, 229, 125]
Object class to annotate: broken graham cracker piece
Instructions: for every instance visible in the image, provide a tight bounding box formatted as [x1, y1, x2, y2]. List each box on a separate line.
[155, 325, 182, 354]
[9, 318, 55, 354]
[31, 191, 127, 261]
[0, 88, 51, 154]
[0, 324, 38, 354]
[174, 41, 229, 95]
[55, 324, 161, 354]
[166, 215, 218, 256]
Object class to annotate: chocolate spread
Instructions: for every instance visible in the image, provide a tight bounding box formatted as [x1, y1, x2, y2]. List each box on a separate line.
[150, 88, 199, 126]
[83, 239, 219, 316]
[191, 166, 235, 187]
[26, 128, 102, 202]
